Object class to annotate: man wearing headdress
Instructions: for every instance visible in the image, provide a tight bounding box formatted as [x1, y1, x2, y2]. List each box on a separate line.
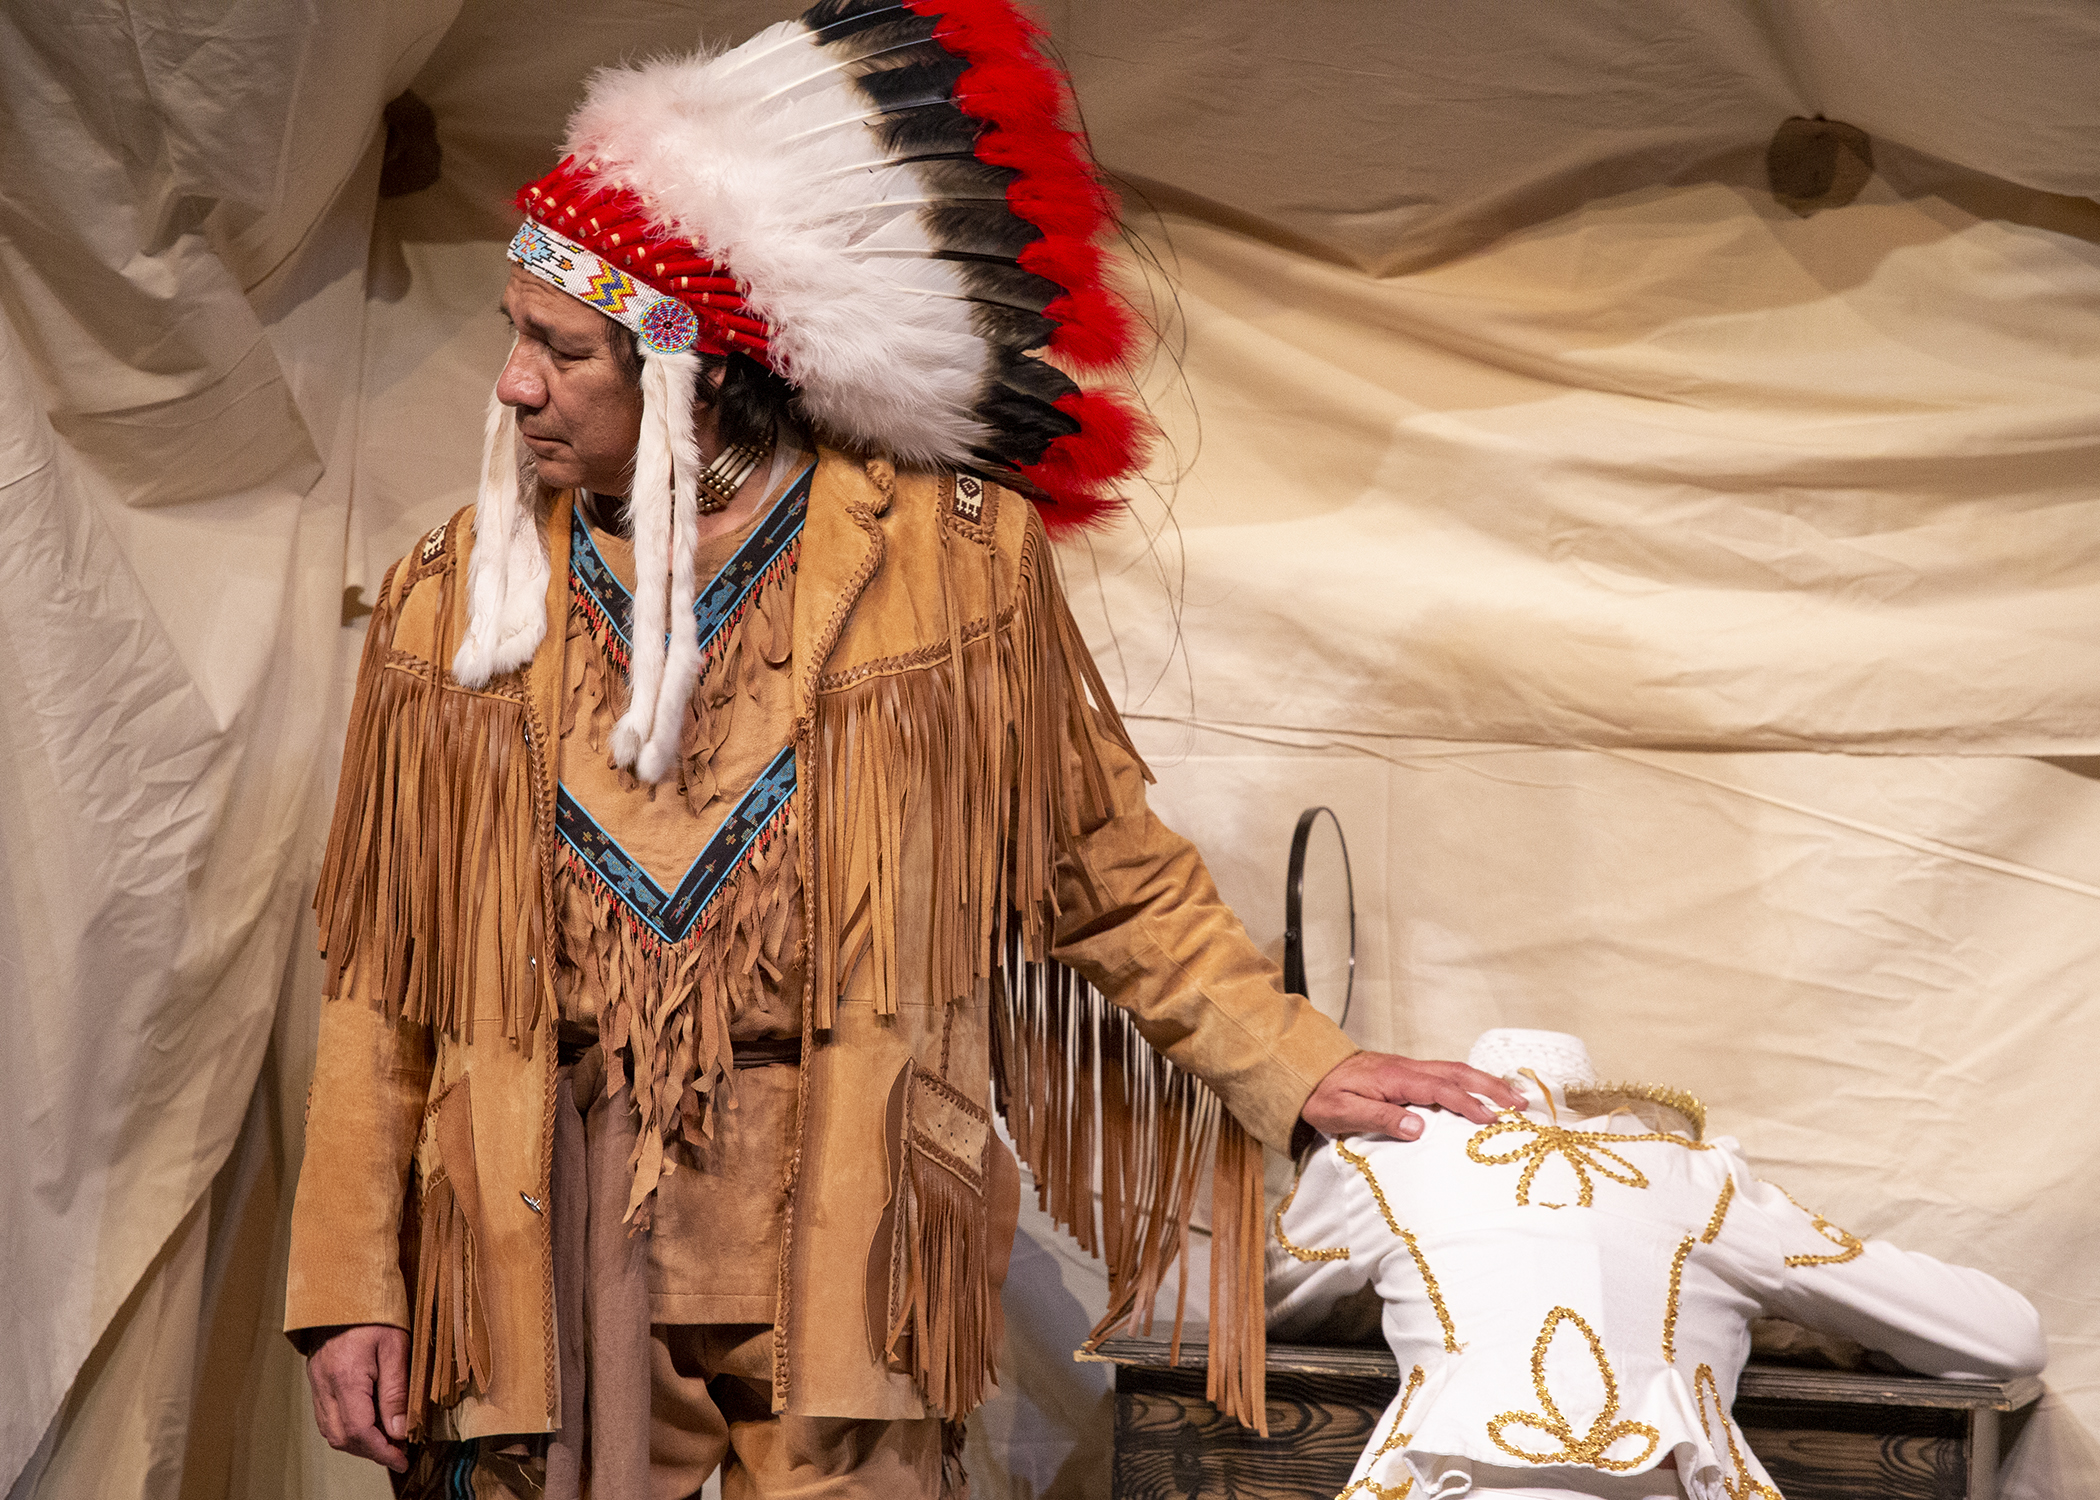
[284, 2, 1518, 1495]
[1269, 1029, 2046, 1500]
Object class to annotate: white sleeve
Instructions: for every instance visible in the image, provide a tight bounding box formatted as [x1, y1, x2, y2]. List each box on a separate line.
[1734, 1167, 2046, 1381]
[1265, 1139, 1380, 1340]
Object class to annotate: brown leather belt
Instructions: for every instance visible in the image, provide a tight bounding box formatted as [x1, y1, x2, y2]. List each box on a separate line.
[556, 1021, 800, 1070]
[729, 1036, 803, 1069]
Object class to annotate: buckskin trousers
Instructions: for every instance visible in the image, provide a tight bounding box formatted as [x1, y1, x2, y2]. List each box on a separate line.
[393, 1048, 954, 1500]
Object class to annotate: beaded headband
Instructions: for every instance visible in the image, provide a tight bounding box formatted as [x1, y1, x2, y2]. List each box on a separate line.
[507, 220, 710, 357]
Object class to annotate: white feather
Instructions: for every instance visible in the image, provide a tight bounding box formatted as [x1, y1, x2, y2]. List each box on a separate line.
[453, 381, 548, 688]
[564, 26, 990, 464]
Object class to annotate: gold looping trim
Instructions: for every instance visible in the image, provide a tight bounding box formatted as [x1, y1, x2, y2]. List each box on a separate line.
[1337, 1369, 1426, 1500]
[1273, 1158, 1350, 1263]
[1332, 1139, 1460, 1352]
[1695, 1363, 1784, 1499]
[1488, 1307, 1661, 1472]
[1466, 1113, 1709, 1209]
[1777, 1187, 1865, 1267]
[1662, 1235, 1695, 1365]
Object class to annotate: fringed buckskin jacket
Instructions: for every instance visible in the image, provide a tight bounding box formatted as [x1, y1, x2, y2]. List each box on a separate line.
[285, 451, 1357, 1438]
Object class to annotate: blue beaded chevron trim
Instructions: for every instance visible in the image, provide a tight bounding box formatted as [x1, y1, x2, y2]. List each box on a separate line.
[556, 744, 796, 948]
[568, 461, 810, 675]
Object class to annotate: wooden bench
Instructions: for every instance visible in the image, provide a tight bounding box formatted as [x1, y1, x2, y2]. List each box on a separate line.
[1085, 1337, 2041, 1500]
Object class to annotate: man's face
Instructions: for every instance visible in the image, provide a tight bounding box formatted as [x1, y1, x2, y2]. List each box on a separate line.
[496, 264, 644, 495]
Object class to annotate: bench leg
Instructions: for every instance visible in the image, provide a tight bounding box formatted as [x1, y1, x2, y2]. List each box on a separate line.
[1968, 1408, 1999, 1500]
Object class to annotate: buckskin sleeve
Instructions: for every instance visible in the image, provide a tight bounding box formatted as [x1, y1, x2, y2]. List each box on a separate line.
[1048, 720, 1359, 1153]
[283, 967, 433, 1341]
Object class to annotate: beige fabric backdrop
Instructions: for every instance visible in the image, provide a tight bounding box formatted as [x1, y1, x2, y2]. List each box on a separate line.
[3, 1, 2095, 1496]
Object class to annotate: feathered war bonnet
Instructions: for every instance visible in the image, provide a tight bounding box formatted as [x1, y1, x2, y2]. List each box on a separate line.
[453, 0, 1147, 781]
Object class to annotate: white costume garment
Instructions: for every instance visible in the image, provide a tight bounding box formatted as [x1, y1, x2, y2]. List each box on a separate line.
[1266, 1078, 2045, 1500]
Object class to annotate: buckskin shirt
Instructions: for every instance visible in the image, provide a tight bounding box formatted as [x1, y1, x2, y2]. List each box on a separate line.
[286, 452, 1360, 1441]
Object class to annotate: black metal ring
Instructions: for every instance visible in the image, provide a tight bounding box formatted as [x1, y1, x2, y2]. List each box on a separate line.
[1283, 805, 1355, 1029]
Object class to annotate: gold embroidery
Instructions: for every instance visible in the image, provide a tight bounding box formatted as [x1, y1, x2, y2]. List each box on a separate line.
[1336, 1477, 1413, 1500]
[1335, 1366, 1426, 1500]
[1333, 1139, 1460, 1352]
[1777, 1187, 1865, 1267]
[1273, 1157, 1350, 1263]
[1373, 1365, 1426, 1459]
[1488, 1307, 1661, 1472]
[1467, 1112, 1709, 1208]
[1701, 1175, 1735, 1243]
[1662, 1235, 1694, 1364]
[1694, 1364, 1783, 1499]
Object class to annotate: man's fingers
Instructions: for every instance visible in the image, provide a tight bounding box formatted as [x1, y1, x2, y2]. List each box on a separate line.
[1369, 1103, 1424, 1141]
[1456, 1063, 1525, 1109]
[1439, 1081, 1508, 1124]
[376, 1328, 410, 1442]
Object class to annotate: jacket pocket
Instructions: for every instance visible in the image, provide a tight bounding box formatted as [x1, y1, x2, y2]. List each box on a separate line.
[864, 1060, 1001, 1419]
[407, 1074, 494, 1436]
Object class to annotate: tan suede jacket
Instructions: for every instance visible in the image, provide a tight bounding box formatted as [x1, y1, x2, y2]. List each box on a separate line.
[285, 452, 1356, 1437]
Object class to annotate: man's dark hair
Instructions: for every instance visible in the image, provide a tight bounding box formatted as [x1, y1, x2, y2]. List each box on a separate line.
[609, 327, 803, 452]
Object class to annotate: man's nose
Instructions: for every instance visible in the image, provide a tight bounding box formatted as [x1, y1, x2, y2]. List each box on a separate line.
[495, 341, 545, 410]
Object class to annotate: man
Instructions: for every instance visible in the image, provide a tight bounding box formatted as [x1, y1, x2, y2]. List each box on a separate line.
[1268, 1028, 2046, 1500]
[285, 2, 1518, 1495]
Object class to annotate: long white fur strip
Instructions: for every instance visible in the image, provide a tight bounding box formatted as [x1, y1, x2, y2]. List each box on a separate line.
[608, 355, 681, 772]
[453, 383, 548, 688]
[564, 24, 991, 464]
[636, 351, 702, 784]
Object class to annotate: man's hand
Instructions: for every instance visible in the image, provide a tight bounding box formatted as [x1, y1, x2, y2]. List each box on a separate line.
[1302, 1052, 1522, 1143]
[307, 1323, 410, 1473]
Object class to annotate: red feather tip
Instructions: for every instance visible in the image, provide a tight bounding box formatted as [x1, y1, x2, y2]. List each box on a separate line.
[1004, 170, 1114, 242]
[1043, 287, 1134, 370]
[1019, 387, 1152, 533]
[908, 0, 1115, 241]
[1017, 235, 1105, 289]
[952, 57, 1064, 128]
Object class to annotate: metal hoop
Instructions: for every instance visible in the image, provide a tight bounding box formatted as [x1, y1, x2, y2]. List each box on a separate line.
[1283, 805, 1356, 1029]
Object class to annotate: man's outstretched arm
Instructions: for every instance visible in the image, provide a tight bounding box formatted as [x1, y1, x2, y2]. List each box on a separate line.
[1049, 722, 1519, 1148]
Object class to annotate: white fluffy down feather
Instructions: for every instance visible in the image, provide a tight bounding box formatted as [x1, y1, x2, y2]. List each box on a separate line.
[564, 24, 991, 464]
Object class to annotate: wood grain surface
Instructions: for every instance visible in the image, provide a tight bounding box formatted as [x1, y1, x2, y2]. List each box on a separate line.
[1087, 1337, 2040, 1410]
[1101, 1341, 2032, 1500]
[1740, 1425, 1968, 1500]
[1113, 1367, 1373, 1500]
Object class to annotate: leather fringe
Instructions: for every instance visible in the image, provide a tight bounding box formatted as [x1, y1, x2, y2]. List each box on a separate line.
[806, 522, 1135, 1027]
[898, 1135, 996, 1419]
[314, 563, 550, 1046]
[408, 1080, 494, 1436]
[407, 1169, 492, 1435]
[1205, 1111, 1269, 1434]
[992, 947, 1271, 1431]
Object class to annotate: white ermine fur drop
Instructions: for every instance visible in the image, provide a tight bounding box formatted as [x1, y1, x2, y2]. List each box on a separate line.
[607, 350, 702, 782]
[452, 380, 549, 688]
